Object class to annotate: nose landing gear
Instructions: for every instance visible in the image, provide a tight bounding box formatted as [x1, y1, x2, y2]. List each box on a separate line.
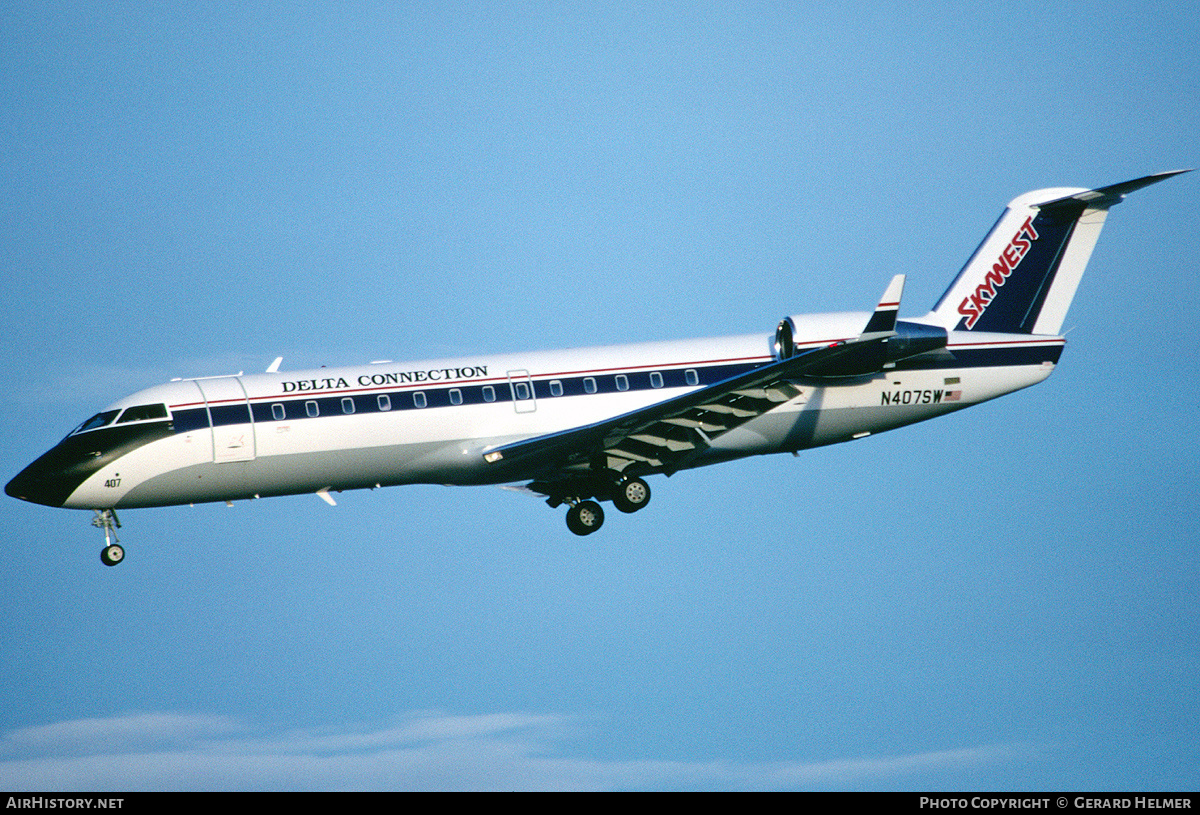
[93, 509, 124, 566]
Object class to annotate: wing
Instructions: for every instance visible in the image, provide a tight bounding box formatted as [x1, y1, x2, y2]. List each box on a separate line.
[482, 275, 924, 482]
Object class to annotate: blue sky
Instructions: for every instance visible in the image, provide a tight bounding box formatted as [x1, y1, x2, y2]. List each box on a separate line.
[1, 1, 1197, 791]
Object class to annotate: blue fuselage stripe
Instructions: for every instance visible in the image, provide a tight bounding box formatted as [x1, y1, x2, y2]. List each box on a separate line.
[169, 344, 1062, 432]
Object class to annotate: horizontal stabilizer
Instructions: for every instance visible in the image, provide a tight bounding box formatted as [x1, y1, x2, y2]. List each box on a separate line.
[1038, 169, 1191, 212]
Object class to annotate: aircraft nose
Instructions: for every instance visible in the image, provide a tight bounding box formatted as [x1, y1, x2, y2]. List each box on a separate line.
[8, 421, 174, 510]
[6, 458, 71, 508]
[5, 435, 109, 509]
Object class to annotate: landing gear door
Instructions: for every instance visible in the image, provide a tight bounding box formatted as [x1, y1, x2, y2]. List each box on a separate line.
[194, 377, 257, 462]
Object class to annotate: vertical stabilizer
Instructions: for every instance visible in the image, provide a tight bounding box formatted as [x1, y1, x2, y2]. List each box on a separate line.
[928, 170, 1189, 335]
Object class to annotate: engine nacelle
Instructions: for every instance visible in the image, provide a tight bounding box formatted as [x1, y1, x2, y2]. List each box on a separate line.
[774, 317, 797, 359]
[773, 315, 948, 375]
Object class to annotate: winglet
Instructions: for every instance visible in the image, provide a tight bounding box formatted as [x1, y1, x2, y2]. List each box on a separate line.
[860, 274, 905, 338]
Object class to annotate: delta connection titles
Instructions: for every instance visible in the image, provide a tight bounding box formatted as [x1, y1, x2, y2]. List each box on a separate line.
[920, 799, 1192, 810]
[280, 365, 489, 393]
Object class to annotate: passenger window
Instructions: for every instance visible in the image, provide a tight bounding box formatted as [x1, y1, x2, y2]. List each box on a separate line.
[650, 372, 664, 389]
[378, 394, 391, 411]
[615, 374, 629, 392]
[450, 389, 463, 406]
[513, 382, 531, 400]
[685, 369, 699, 386]
[306, 401, 319, 418]
[117, 403, 168, 423]
[583, 377, 597, 394]
[483, 386, 496, 403]
[413, 392, 427, 408]
[549, 380, 563, 397]
[272, 404, 285, 421]
[341, 397, 355, 415]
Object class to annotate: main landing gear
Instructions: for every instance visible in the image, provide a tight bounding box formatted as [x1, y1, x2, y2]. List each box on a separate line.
[611, 476, 651, 514]
[559, 475, 652, 536]
[566, 500, 605, 536]
[93, 509, 124, 566]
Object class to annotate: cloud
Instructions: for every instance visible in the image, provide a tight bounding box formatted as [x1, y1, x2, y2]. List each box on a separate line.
[0, 711, 1029, 791]
[0, 713, 242, 758]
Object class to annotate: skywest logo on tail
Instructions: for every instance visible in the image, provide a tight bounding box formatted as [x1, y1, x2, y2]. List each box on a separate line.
[957, 215, 1040, 329]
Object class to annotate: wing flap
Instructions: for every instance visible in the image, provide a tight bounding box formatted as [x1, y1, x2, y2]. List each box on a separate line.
[481, 274, 929, 482]
[483, 336, 884, 479]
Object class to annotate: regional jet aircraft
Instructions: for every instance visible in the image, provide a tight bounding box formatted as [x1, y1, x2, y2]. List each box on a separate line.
[7, 171, 1187, 565]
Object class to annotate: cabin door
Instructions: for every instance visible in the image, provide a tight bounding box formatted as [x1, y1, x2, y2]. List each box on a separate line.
[193, 376, 257, 462]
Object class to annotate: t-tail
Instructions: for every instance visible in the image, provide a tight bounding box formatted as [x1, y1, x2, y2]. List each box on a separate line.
[927, 170, 1190, 335]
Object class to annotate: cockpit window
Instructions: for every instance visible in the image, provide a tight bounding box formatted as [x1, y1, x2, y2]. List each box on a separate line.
[72, 410, 121, 435]
[116, 403, 169, 423]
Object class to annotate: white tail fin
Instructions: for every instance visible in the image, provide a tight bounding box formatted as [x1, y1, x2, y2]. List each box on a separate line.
[927, 170, 1189, 335]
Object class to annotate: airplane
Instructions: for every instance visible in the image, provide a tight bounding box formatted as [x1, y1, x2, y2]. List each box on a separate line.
[6, 170, 1188, 565]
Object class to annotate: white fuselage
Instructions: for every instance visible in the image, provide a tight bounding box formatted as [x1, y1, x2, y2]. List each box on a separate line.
[58, 312, 1062, 510]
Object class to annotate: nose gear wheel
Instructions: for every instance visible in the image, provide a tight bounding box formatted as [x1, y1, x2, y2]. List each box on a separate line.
[93, 510, 125, 567]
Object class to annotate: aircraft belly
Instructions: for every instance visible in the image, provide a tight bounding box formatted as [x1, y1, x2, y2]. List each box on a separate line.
[115, 436, 510, 508]
[690, 362, 1051, 463]
[799, 363, 1051, 447]
[109, 391, 690, 507]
